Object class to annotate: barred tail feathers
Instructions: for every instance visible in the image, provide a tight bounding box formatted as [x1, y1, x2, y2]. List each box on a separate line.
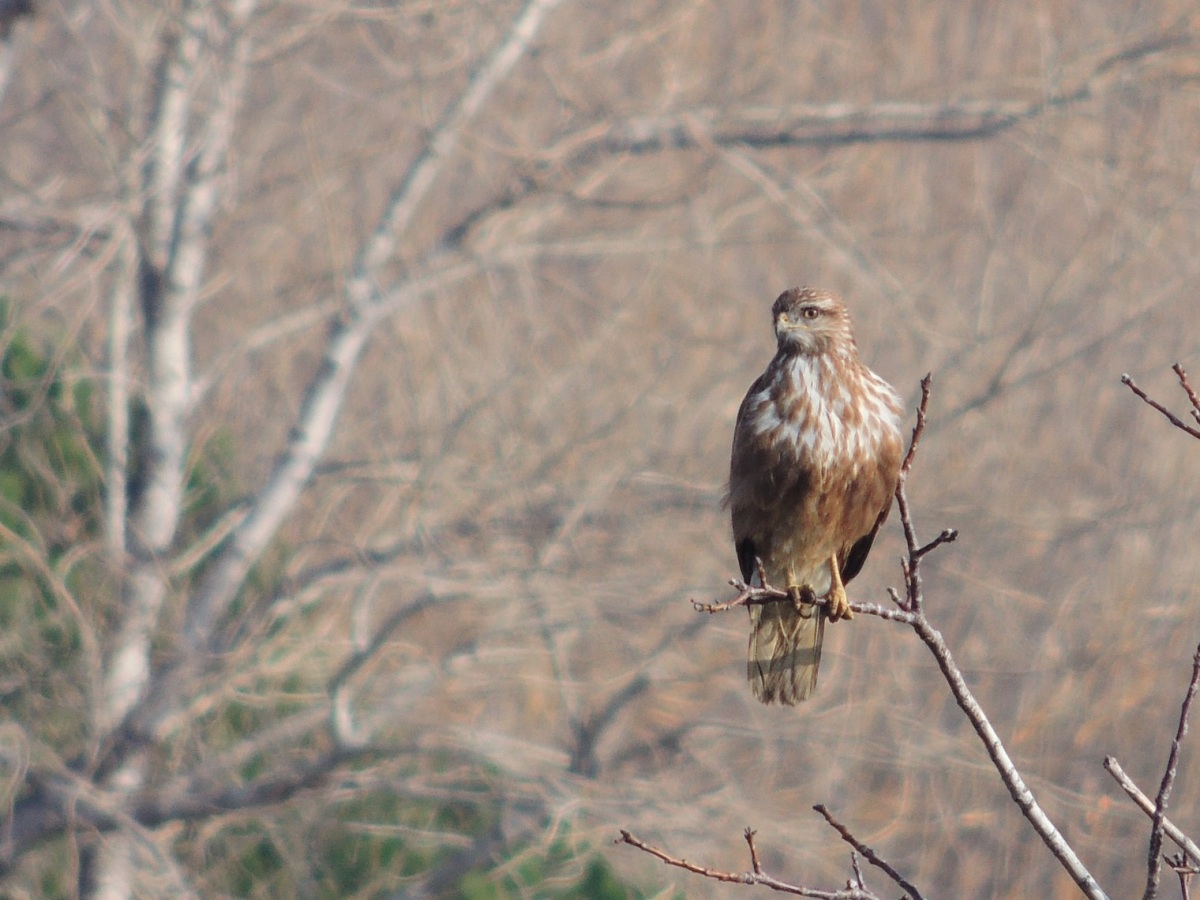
[747, 599, 824, 704]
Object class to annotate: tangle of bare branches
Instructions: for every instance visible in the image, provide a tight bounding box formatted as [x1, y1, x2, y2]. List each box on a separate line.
[624, 375, 1113, 899]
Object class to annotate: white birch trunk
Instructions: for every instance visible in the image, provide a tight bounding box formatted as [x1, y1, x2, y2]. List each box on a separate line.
[93, 3, 258, 896]
[91, 0, 560, 894]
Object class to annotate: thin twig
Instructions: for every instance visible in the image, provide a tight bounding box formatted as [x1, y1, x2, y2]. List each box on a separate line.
[1166, 853, 1197, 900]
[745, 827, 763, 874]
[1121, 372, 1200, 439]
[1143, 643, 1200, 900]
[1172, 364, 1200, 424]
[913, 528, 958, 560]
[813, 805, 923, 900]
[849, 852, 866, 890]
[892, 374, 934, 613]
[615, 831, 882, 899]
[900, 373, 933, 475]
[1103, 756, 1200, 864]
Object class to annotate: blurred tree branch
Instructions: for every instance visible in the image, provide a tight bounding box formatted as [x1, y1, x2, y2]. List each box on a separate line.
[551, 30, 1196, 161]
[0, 0, 32, 105]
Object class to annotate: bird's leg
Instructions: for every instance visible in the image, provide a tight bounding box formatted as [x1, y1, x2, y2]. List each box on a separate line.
[785, 562, 818, 618]
[825, 554, 853, 622]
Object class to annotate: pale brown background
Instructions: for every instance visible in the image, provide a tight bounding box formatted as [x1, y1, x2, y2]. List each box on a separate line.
[3, 1, 1200, 897]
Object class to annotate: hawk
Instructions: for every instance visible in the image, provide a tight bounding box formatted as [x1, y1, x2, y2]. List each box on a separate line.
[726, 287, 904, 704]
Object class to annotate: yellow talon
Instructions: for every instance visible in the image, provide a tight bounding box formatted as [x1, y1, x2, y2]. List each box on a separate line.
[787, 583, 817, 618]
[825, 555, 853, 622]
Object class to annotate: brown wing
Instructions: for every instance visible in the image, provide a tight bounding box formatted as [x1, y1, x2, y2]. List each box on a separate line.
[725, 367, 815, 584]
[839, 499, 888, 584]
[726, 370, 770, 582]
[835, 428, 903, 584]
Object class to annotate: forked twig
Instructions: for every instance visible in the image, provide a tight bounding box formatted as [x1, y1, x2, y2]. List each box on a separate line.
[913, 528, 958, 560]
[693, 580, 918, 624]
[1122, 369, 1200, 439]
[1174, 364, 1200, 422]
[1166, 853, 1198, 900]
[1105, 757, 1200, 867]
[615, 830, 883, 899]
[813, 804, 924, 900]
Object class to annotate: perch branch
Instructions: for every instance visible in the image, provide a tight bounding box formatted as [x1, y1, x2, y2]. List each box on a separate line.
[693, 580, 918, 624]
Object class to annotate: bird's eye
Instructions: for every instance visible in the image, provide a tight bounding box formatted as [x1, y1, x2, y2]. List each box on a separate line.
[800, 306, 820, 320]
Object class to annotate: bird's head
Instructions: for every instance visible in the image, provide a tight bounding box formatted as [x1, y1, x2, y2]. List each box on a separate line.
[771, 287, 854, 356]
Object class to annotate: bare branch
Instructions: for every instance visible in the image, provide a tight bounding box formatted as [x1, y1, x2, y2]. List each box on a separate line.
[1121, 371, 1200, 440]
[557, 32, 1195, 159]
[813, 804, 923, 900]
[693, 579, 918, 625]
[616, 830, 883, 899]
[1169, 854, 1197, 900]
[900, 373, 933, 476]
[11, 759, 200, 898]
[176, 260, 476, 664]
[745, 827, 762, 874]
[329, 592, 442, 750]
[888, 381, 1109, 900]
[1173, 364, 1200, 424]
[569, 674, 650, 777]
[715, 147, 905, 303]
[912, 528, 958, 561]
[895, 374, 933, 613]
[1142, 643, 1200, 900]
[1104, 757, 1200, 865]
[345, 0, 567, 310]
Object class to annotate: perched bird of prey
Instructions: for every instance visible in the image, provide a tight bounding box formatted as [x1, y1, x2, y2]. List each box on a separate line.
[726, 287, 904, 704]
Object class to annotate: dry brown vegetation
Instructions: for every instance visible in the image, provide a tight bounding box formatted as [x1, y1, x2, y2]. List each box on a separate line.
[2, 1, 1200, 897]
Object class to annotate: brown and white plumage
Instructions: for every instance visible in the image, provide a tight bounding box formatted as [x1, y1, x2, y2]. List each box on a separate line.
[726, 287, 904, 704]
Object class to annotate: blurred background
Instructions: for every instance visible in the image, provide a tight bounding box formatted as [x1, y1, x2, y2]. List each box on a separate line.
[2, 1, 1200, 897]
